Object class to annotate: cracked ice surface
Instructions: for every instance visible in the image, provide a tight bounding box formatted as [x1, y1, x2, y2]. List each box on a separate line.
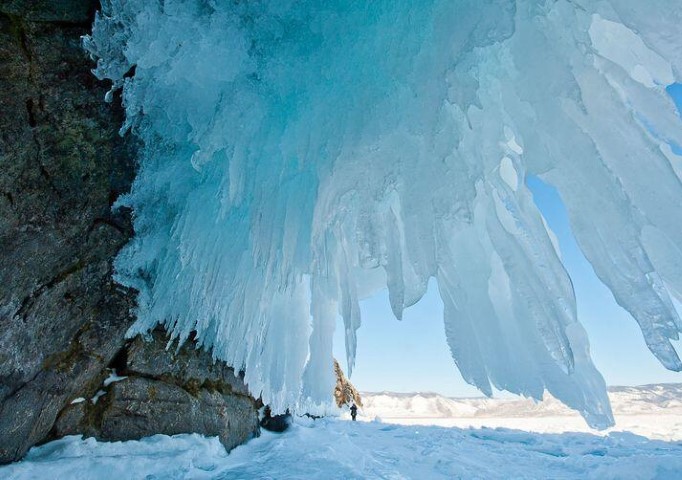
[84, 0, 682, 427]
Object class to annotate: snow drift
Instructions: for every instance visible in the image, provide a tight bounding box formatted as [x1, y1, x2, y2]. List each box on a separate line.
[84, 0, 682, 427]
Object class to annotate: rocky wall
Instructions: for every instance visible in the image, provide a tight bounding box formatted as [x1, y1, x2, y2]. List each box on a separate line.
[0, 1, 259, 463]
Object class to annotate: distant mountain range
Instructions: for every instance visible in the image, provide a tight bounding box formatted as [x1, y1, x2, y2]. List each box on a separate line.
[361, 383, 682, 419]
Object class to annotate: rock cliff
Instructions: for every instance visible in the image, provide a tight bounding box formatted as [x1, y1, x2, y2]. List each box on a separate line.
[53, 329, 259, 452]
[0, 0, 258, 463]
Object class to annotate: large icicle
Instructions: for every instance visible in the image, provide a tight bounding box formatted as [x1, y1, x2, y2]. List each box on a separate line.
[85, 0, 682, 426]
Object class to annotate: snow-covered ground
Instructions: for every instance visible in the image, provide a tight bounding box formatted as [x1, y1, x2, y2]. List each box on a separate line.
[361, 384, 682, 441]
[3, 419, 682, 479]
[3, 384, 681, 479]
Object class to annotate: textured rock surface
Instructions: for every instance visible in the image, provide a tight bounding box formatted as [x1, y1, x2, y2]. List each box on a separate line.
[0, 1, 95, 24]
[0, 1, 260, 463]
[0, 0, 137, 464]
[53, 330, 259, 452]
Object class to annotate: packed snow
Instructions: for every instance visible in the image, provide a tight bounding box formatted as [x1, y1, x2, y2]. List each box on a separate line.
[83, 0, 682, 424]
[3, 418, 682, 479]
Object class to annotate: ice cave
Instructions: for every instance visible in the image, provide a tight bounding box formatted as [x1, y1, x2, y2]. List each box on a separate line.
[82, 0, 682, 429]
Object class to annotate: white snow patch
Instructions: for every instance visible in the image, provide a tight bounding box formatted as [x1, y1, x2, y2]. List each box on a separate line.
[103, 370, 128, 387]
[91, 390, 106, 405]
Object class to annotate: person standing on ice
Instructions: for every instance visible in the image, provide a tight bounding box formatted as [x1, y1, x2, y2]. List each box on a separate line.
[350, 403, 358, 421]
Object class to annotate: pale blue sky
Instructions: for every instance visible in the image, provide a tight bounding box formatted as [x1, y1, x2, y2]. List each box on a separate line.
[334, 85, 682, 397]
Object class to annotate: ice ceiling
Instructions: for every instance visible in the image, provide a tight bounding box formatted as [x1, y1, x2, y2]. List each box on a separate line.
[85, 0, 682, 427]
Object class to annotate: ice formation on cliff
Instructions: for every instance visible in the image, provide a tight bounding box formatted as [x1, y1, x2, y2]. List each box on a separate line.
[84, 0, 682, 427]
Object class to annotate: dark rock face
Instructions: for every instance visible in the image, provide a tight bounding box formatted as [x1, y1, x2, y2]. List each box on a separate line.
[0, 1, 95, 24]
[260, 407, 291, 433]
[0, 0, 137, 464]
[0, 1, 259, 463]
[53, 331, 260, 452]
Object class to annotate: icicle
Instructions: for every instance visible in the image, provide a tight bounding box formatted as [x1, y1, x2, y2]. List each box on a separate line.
[84, 0, 682, 427]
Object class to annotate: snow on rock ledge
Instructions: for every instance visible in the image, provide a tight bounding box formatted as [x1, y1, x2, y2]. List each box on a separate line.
[53, 329, 259, 452]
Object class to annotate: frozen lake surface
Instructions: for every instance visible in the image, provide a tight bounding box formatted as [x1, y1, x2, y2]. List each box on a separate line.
[3, 384, 681, 479]
[2, 418, 681, 479]
[361, 384, 682, 441]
